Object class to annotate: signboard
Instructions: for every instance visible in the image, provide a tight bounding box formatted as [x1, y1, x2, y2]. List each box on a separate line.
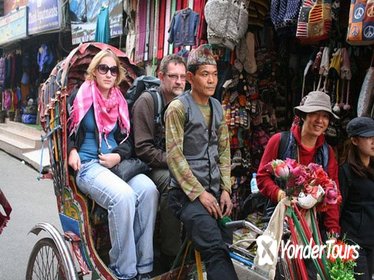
[69, 0, 122, 45]
[0, 6, 28, 46]
[28, 0, 61, 35]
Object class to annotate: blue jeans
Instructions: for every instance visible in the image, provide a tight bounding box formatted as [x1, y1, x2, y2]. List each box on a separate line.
[76, 160, 159, 279]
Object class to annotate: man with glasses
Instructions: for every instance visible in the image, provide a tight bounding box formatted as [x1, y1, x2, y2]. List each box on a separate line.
[132, 54, 187, 272]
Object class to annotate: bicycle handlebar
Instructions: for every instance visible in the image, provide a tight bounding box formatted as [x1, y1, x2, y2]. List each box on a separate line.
[224, 220, 264, 235]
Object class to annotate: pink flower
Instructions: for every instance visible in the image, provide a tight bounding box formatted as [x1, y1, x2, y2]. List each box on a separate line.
[325, 185, 338, 204]
[272, 160, 290, 179]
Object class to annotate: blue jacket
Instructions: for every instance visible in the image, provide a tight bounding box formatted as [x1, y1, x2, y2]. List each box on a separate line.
[168, 8, 199, 47]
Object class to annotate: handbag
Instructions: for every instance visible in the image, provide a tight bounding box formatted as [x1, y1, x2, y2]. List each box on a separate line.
[346, 0, 374, 45]
[110, 158, 151, 182]
[296, 0, 332, 44]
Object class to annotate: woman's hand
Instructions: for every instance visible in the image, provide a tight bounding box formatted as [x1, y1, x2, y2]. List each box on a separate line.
[68, 149, 81, 171]
[98, 153, 121, 169]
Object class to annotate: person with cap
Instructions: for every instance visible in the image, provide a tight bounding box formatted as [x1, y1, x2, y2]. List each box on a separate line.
[165, 44, 238, 280]
[256, 90, 341, 278]
[339, 116, 374, 280]
[132, 54, 187, 271]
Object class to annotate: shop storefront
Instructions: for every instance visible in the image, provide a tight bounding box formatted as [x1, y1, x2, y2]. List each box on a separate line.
[0, 0, 70, 124]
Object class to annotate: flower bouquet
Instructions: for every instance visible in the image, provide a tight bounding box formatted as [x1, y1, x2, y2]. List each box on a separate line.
[266, 158, 341, 210]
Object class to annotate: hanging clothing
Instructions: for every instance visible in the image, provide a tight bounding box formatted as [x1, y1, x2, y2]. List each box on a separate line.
[95, 6, 110, 43]
[124, 0, 137, 61]
[135, 0, 147, 62]
[157, 0, 166, 59]
[168, 8, 200, 47]
[0, 57, 5, 88]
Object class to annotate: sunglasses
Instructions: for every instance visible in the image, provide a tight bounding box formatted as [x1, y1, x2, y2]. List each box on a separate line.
[97, 64, 119, 77]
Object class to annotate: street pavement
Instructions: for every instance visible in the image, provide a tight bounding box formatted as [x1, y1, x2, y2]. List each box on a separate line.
[0, 150, 61, 280]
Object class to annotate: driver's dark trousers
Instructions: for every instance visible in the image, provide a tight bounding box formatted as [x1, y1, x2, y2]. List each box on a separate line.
[168, 189, 238, 280]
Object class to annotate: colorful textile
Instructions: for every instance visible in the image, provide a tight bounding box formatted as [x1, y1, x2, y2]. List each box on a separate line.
[346, 0, 374, 45]
[187, 44, 216, 67]
[296, 0, 332, 44]
[69, 80, 130, 146]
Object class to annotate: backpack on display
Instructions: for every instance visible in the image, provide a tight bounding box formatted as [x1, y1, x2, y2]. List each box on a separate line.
[296, 0, 332, 44]
[204, 0, 249, 50]
[346, 0, 374, 45]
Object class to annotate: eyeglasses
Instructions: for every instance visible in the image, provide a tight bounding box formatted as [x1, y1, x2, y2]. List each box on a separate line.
[97, 64, 119, 77]
[166, 73, 186, 81]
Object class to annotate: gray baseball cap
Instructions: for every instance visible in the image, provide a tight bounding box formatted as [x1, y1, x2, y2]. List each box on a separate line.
[347, 117, 374, 137]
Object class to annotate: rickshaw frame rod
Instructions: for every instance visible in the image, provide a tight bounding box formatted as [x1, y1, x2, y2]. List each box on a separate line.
[29, 222, 78, 280]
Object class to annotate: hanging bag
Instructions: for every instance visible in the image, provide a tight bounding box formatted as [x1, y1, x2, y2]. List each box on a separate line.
[346, 0, 374, 45]
[296, 0, 332, 44]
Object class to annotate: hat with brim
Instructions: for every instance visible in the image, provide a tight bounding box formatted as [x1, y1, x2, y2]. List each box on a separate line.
[347, 117, 374, 137]
[294, 91, 339, 120]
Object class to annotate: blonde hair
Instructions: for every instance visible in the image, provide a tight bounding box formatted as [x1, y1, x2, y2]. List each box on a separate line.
[86, 49, 126, 86]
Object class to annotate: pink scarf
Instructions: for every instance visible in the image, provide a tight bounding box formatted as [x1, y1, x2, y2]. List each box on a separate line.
[69, 80, 130, 148]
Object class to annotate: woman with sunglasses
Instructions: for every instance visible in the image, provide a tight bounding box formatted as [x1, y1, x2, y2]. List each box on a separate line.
[339, 117, 374, 280]
[68, 49, 158, 280]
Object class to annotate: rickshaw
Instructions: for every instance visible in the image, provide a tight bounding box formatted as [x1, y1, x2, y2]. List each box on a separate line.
[27, 42, 268, 280]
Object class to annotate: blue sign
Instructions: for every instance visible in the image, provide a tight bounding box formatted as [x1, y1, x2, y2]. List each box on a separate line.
[0, 6, 28, 46]
[28, 0, 61, 35]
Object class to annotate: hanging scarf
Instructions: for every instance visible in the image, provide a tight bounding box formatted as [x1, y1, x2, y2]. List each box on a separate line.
[69, 80, 130, 148]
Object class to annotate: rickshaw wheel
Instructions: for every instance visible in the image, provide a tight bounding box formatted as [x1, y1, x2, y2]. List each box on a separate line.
[26, 238, 68, 280]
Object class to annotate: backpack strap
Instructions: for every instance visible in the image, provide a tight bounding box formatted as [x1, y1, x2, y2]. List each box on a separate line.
[147, 89, 163, 125]
[278, 131, 291, 159]
[321, 141, 329, 171]
[278, 130, 329, 171]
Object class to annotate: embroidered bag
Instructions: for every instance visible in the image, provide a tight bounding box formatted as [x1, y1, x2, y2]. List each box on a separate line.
[296, 0, 332, 44]
[346, 0, 374, 45]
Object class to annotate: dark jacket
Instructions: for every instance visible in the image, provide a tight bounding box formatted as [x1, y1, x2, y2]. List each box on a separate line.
[168, 8, 199, 47]
[339, 163, 374, 247]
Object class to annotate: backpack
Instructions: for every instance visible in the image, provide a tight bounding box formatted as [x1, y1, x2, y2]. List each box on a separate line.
[125, 75, 165, 150]
[204, 0, 249, 50]
[126, 75, 163, 123]
[346, 0, 374, 45]
[296, 0, 332, 44]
